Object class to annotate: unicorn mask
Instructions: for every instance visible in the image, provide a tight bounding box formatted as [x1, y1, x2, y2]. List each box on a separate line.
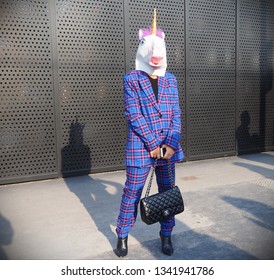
[135, 9, 167, 77]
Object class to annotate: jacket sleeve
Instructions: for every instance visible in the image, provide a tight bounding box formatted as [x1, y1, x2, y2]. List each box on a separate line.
[164, 76, 182, 150]
[123, 75, 160, 152]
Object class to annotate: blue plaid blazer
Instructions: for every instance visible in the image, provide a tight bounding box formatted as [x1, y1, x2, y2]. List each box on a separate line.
[123, 70, 184, 167]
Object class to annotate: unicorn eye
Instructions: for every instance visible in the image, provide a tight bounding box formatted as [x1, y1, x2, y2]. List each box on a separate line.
[140, 38, 146, 45]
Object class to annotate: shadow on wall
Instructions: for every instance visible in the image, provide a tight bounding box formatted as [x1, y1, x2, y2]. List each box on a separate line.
[0, 213, 13, 260]
[61, 119, 91, 177]
[236, 111, 259, 153]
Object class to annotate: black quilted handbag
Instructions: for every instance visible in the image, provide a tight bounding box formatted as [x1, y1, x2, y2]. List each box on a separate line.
[140, 160, 184, 225]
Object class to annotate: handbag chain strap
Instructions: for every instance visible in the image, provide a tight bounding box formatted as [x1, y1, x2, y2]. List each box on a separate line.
[144, 159, 175, 198]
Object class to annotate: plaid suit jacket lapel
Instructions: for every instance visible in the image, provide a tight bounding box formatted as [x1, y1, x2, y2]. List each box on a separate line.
[138, 72, 164, 113]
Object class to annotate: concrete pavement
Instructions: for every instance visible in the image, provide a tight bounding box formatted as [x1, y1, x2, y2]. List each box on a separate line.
[0, 152, 274, 260]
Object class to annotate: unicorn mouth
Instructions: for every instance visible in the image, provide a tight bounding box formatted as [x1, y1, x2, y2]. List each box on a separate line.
[149, 56, 163, 67]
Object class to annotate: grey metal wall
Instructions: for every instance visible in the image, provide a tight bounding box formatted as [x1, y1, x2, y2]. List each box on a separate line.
[237, 0, 274, 154]
[1, 0, 274, 185]
[186, 0, 236, 159]
[55, 0, 126, 177]
[0, 0, 58, 183]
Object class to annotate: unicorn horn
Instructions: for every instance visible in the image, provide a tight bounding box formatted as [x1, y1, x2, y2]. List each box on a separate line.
[151, 8, 157, 35]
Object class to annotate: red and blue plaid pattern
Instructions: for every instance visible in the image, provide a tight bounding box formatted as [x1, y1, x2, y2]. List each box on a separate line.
[116, 163, 176, 238]
[123, 70, 184, 167]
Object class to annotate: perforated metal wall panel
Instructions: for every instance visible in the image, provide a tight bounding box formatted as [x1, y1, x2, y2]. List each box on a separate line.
[124, 0, 186, 153]
[1, 0, 274, 185]
[56, 0, 126, 176]
[0, 0, 57, 183]
[237, 0, 274, 153]
[186, 0, 236, 159]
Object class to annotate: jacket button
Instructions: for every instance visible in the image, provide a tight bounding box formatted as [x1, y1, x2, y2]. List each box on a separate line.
[161, 129, 164, 133]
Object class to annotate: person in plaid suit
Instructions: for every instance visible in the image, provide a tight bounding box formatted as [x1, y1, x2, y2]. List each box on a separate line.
[115, 10, 184, 257]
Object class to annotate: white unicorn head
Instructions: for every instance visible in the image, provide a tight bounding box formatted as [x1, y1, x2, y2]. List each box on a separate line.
[135, 9, 167, 77]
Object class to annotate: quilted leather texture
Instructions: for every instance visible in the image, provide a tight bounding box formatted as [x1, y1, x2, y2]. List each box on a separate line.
[140, 186, 184, 225]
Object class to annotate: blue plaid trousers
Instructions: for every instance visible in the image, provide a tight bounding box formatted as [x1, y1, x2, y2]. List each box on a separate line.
[116, 162, 176, 238]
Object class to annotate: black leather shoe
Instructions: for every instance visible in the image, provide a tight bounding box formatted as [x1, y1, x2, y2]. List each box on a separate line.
[115, 237, 128, 257]
[160, 232, 173, 256]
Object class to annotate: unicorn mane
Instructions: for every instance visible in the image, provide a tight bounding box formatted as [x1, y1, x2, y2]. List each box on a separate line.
[139, 28, 165, 40]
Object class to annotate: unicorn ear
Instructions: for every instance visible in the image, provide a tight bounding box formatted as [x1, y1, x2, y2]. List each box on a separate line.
[139, 29, 144, 41]
[160, 31, 165, 40]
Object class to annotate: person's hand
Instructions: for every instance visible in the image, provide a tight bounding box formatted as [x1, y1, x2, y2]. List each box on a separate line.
[161, 144, 175, 160]
[150, 147, 161, 159]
